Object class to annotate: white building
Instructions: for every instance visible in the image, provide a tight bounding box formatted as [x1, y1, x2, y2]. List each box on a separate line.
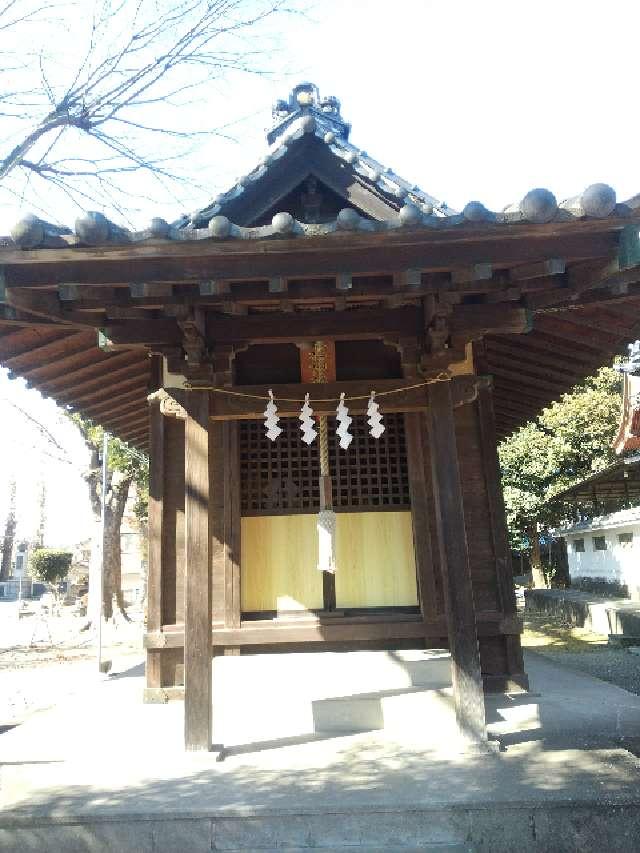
[560, 506, 640, 600]
[0, 541, 34, 599]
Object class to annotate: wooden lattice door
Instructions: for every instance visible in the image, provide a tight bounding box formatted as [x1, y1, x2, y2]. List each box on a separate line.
[239, 413, 417, 613]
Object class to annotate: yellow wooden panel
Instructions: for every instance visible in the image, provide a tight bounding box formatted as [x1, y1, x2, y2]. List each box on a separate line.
[335, 511, 418, 608]
[241, 514, 323, 611]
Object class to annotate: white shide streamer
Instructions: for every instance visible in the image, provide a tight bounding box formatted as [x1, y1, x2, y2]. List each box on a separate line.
[367, 390, 385, 438]
[335, 392, 353, 450]
[299, 393, 317, 445]
[263, 388, 283, 441]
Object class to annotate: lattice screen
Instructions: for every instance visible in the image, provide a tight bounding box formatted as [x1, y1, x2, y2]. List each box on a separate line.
[240, 413, 410, 516]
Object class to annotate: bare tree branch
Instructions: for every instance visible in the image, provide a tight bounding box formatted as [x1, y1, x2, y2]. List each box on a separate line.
[0, 0, 297, 220]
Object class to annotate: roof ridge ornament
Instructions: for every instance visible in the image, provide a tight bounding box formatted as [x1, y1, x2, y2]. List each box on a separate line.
[268, 82, 350, 145]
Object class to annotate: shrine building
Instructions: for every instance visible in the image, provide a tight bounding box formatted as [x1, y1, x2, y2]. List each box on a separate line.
[2, 83, 640, 750]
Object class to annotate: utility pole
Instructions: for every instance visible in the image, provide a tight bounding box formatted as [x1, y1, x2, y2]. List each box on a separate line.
[97, 431, 109, 673]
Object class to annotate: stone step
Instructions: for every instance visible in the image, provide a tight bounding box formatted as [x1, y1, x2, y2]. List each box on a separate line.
[5, 800, 640, 853]
[311, 685, 460, 738]
[247, 847, 473, 852]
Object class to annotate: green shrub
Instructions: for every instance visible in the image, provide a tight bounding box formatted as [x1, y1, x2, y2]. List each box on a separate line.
[30, 549, 72, 586]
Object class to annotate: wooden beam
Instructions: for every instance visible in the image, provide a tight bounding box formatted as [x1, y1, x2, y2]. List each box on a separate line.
[492, 400, 540, 422]
[510, 258, 565, 281]
[3, 331, 89, 370]
[485, 338, 596, 373]
[535, 314, 625, 349]
[97, 303, 530, 352]
[147, 616, 437, 648]
[209, 378, 427, 420]
[207, 375, 489, 420]
[144, 609, 520, 650]
[62, 373, 149, 408]
[5, 286, 98, 328]
[99, 319, 179, 348]
[1, 225, 618, 288]
[98, 403, 149, 428]
[499, 329, 604, 364]
[80, 390, 146, 420]
[17, 342, 101, 383]
[451, 304, 531, 338]
[119, 424, 150, 444]
[33, 351, 144, 392]
[486, 363, 574, 396]
[182, 389, 212, 751]
[451, 263, 493, 284]
[492, 381, 559, 409]
[50, 363, 150, 404]
[427, 380, 487, 742]
[100, 415, 149, 437]
[95, 303, 532, 351]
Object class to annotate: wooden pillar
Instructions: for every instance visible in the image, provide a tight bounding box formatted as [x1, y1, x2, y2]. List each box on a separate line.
[404, 412, 438, 624]
[223, 421, 241, 651]
[183, 390, 212, 751]
[146, 398, 164, 690]
[476, 381, 526, 682]
[476, 383, 516, 617]
[427, 380, 487, 742]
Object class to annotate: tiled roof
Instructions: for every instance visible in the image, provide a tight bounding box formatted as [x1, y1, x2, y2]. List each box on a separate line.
[8, 83, 639, 250]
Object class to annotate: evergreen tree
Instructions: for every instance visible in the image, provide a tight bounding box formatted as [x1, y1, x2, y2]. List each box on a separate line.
[498, 366, 623, 586]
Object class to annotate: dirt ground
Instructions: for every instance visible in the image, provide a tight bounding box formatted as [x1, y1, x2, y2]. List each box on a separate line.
[0, 600, 144, 726]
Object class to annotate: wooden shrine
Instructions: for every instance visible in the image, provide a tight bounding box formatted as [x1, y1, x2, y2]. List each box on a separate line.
[2, 83, 640, 750]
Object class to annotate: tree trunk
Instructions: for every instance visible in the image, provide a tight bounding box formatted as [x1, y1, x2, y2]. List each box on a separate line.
[528, 524, 547, 589]
[1, 480, 17, 581]
[102, 477, 132, 621]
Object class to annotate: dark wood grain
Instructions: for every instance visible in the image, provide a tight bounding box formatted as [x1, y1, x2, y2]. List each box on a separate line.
[427, 380, 487, 742]
[182, 390, 212, 751]
[404, 412, 438, 623]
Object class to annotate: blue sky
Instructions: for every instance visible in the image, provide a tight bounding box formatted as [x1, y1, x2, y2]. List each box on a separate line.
[1, 0, 639, 230]
[1, 0, 639, 542]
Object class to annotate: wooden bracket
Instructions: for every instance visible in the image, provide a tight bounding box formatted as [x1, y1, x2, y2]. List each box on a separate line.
[212, 344, 238, 387]
[199, 280, 229, 296]
[451, 375, 491, 408]
[147, 388, 187, 419]
[166, 306, 207, 367]
[393, 269, 422, 290]
[451, 263, 493, 285]
[269, 276, 287, 294]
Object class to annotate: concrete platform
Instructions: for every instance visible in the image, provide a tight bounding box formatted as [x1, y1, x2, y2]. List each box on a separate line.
[2, 650, 640, 851]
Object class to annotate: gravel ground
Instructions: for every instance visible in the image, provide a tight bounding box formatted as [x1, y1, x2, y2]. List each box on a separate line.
[532, 646, 640, 696]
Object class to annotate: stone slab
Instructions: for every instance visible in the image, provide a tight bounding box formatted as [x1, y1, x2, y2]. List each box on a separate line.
[2, 803, 640, 852]
[525, 588, 640, 636]
[2, 651, 640, 852]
